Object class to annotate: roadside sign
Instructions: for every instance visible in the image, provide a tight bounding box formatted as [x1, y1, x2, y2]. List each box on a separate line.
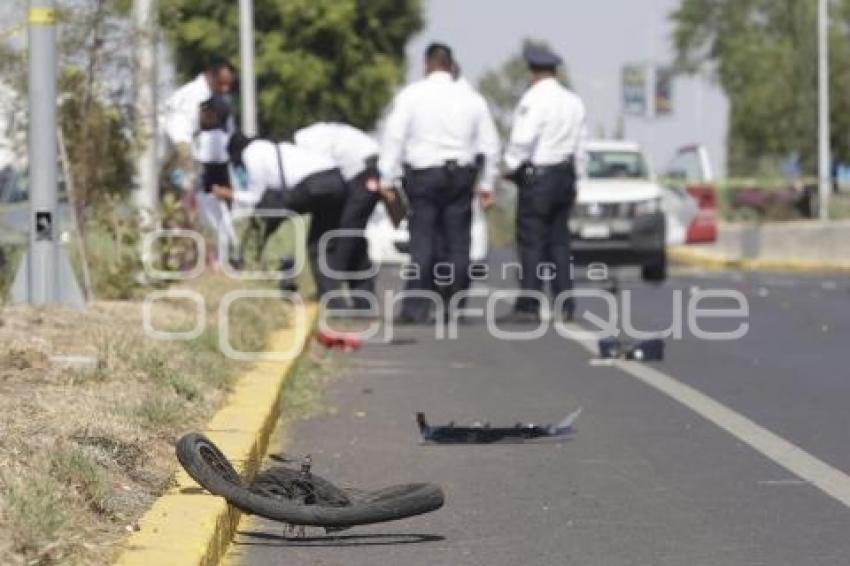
[623, 64, 675, 118]
[655, 66, 674, 116]
[622, 65, 647, 117]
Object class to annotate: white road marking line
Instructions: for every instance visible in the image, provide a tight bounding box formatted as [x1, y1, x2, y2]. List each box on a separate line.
[560, 323, 850, 509]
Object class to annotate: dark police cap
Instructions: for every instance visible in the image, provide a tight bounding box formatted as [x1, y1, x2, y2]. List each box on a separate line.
[523, 45, 563, 69]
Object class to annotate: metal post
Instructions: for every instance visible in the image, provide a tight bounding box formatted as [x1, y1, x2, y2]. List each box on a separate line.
[239, 0, 258, 136]
[132, 0, 159, 217]
[818, 0, 831, 221]
[11, 0, 83, 307]
[26, 0, 59, 305]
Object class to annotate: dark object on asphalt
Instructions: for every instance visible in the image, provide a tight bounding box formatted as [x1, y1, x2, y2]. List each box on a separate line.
[598, 338, 664, 361]
[176, 433, 444, 533]
[416, 409, 581, 444]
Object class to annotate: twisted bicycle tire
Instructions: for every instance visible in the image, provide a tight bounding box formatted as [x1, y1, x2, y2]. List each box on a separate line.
[176, 433, 444, 528]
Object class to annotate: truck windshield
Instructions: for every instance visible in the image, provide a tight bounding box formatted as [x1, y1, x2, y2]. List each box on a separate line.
[587, 151, 649, 180]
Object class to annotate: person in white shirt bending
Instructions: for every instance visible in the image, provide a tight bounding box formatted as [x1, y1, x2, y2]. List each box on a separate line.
[212, 134, 349, 301]
[295, 123, 382, 312]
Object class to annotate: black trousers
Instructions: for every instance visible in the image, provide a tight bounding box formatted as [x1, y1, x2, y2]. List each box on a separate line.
[256, 169, 348, 299]
[403, 165, 477, 322]
[334, 171, 381, 306]
[514, 162, 577, 314]
[201, 162, 230, 192]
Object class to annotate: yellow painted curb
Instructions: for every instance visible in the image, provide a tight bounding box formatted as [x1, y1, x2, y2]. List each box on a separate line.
[115, 304, 318, 566]
[669, 246, 850, 274]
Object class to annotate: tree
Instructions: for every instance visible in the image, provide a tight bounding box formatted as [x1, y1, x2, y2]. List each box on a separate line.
[160, 0, 423, 138]
[672, 0, 850, 176]
[0, 0, 135, 207]
[478, 38, 571, 141]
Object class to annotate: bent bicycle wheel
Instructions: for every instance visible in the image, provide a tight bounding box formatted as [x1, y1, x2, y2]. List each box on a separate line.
[176, 433, 445, 528]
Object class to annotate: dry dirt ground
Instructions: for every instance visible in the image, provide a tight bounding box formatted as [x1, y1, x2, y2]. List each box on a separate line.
[0, 276, 290, 565]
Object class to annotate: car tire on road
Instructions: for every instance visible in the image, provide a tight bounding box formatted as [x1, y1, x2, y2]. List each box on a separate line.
[641, 253, 667, 283]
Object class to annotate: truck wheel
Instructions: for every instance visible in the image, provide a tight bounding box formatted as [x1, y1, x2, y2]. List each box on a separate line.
[642, 254, 667, 283]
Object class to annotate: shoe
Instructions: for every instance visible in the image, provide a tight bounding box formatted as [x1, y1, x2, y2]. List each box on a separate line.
[496, 310, 541, 325]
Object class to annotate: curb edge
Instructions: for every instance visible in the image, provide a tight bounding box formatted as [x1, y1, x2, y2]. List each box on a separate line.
[668, 246, 850, 274]
[114, 303, 318, 566]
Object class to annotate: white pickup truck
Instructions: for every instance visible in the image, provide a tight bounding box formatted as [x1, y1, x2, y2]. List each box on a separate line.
[570, 140, 700, 282]
[365, 140, 702, 283]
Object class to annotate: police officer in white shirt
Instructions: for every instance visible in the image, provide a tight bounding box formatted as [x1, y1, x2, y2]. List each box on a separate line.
[294, 122, 381, 311]
[162, 59, 237, 266]
[162, 59, 237, 195]
[214, 134, 349, 300]
[502, 45, 587, 324]
[452, 64, 501, 205]
[380, 43, 500, 325]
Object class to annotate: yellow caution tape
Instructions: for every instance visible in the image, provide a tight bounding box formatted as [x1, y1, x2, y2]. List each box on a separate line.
[28, 8, 56, 26]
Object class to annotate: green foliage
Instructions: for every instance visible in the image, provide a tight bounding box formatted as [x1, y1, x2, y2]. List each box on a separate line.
[86, 195, 144, 300]
[161, 0, 424, 137]
[59, 69, 134, 206]
[478, 38, 572, 141]
[133, 349, 201, 401]
[133, 394, 184, 431]
[49, 444, 112, 515]
[672, 0, 850, 175]
[3, 473, 70, 556]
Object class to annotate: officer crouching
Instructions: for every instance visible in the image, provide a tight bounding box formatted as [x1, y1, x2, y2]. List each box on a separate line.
[213, 134, 349, 303]
[501, 45, 587, 324]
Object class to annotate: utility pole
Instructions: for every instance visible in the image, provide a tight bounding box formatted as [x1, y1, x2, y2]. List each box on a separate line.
[239, 0, 258, 136]
[818, 0, 831, 221]
[11, 0, 83, 306]
[132, 0, 159, 217]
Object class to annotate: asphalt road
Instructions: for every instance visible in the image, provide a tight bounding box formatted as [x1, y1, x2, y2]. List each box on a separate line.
[225, 260, 850, 566]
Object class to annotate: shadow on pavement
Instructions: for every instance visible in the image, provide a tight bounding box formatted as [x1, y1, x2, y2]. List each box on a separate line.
[232, 531, 445, 548]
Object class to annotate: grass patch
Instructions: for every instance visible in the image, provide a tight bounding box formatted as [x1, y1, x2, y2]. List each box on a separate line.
[280, 353, 336, 421]
[133, 394, 184, 432]
[1, 271, 295, 563]
[49, 444, 112, 515]
[133, 350, 200, 402]
[3, 473, 71, 558]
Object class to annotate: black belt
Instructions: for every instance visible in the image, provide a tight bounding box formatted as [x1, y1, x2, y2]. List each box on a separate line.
[508, 156, 575, 187]
[534, 156, 575, 174]
[405, 160, 476, 175]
